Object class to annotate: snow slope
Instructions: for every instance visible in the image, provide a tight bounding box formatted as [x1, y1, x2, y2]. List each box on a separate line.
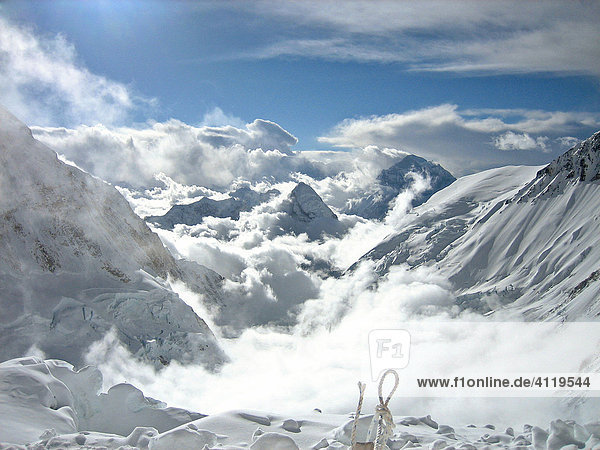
[358, 131, 600, 320]
[0, 107, 225, 368]
[2, 356, 599, 449]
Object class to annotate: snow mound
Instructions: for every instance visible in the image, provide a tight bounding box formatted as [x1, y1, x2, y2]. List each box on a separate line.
[0, 357, 203, 445]
[0, 106, 225, 368]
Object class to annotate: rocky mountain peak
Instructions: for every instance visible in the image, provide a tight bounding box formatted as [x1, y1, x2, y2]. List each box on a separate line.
[378, 154, 456, 193]
[287, 182, 338, 223]
[517, 131, 600, 202]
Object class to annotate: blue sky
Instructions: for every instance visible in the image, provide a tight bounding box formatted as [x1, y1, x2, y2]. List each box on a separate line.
[1, 0, 600, 176]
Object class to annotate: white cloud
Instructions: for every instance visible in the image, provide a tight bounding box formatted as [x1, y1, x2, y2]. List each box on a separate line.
[556, 136, 581, 149]
[256, 0, 579, 36]
[199, 119, 298, 153]
[0, 17, 150, 126]
[116, 173, 222, 218]
[200, 107, 246, 128]
[494, 132, 549, 152]
[319, 104, 600, 174]
[244, 1, 600, 76]
[250, 37, 410, 64]
[32, 119, 308, 188]
[75, 136, 600, 425]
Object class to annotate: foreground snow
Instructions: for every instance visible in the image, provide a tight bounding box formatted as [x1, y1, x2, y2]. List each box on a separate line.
[1, 357, 599, 449]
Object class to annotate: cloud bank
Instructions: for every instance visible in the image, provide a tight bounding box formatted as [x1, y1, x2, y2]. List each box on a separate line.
[32, 119, 311, 188]
[86, 264, 600, 426]
[244, 0, 600, 76]
[319, 104, 600, 175]
[33, 117, 421, 196]
[33, 103, 600, 190]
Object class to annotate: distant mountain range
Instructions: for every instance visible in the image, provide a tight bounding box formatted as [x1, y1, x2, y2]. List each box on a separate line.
[147, 180, 345, 240]
[146, 186, 280, 228]
[145, 155, 456, 234]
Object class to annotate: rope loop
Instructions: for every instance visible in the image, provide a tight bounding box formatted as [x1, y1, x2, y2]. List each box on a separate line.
[352, 369, 400, 449]
[377, 369, 399, 406]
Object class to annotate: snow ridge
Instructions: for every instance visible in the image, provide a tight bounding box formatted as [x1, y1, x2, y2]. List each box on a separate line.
[516, 131, 600, 202]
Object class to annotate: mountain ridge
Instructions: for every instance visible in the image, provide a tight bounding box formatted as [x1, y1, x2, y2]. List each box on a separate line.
[355, 131, 600, 320]
[0, 106, 226, 368]
[146, 186, 280, 229]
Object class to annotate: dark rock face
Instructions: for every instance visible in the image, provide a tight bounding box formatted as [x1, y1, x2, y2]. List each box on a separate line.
[285, 182, 338, 223]
[274, 182, 345, 240]
[516, 131, 600, 203]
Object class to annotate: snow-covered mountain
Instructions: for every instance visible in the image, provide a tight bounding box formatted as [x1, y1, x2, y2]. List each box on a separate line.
[0, 107, 225, 368]
[357, 131, 600, 320]
[284, 182, 338, 222]
[146, 186, 279, 229]
[345, 154, 456, 220]
[274, 182, 346, 239]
